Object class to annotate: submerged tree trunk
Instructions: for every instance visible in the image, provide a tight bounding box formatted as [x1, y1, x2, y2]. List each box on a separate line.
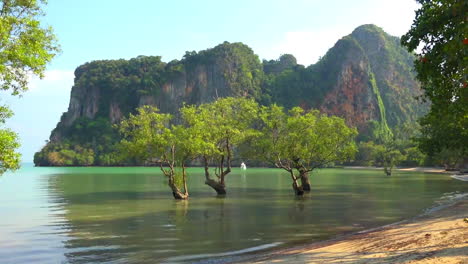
[182, 165, 189, 196]
[383, 159, 393, 176]
[384, 165, 392, 176]
[292, 182, 304, 196]
[167, 170, 189, 200]
[168, 182, 189, 199]
[160, 159, 189, 200]
[290, 170, 304, 196]
[203, 156, 227, 195]
[205, 178, 226, 195]
[202, 139, 232, 195]
[276, 162, 305, 196]
[299, 168, 311, 191]
[300, 176, 311, 191]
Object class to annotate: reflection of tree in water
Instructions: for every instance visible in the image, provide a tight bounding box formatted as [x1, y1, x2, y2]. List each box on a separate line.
[43, 169, 468, 263]
[46, 173, 195, 263]
[46, 173, 249, 263]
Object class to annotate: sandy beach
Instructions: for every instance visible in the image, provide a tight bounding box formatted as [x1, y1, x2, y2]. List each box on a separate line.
[235, 171, 468, 264]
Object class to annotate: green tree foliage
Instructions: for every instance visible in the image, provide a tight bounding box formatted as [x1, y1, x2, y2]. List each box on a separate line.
[35, 42, 265, 166]
[264, 39, 356, 109]
[353, 121, 426, 172]
[184, 41, 264, 99]
[353, 25, 424, 128]
[35, 56, 169, 165]
[117, 98, 359, 198]
[401, 146, 426, 167]
[267, 25, 425, 130]
[355, 141, 382, 167]
[254, 105, 357, 195]
[0, 0, 60, 94]
[180, 97, 259, 195]
[35, 26, 427, 167]
[376, 140, 405, 176]
[118, 106, 195, 199]
[401, 0, 468, 165]
[359, 120, 392, 144]
[432, 147, 464, 170]
[33, 142, 94, 166]
[392, 122, 426, 167]
[73, 56, 167, 115]
[353, 140, 425, 172]
[34, 118, 119, 166]
[263, 54, 297, 75]
[1, 0, 58, 174]
[0, 106, 20, 173]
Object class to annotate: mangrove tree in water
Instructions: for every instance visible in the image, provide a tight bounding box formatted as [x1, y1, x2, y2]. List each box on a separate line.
[181, 97, 259, 195]
[254, 105, 357, 195]
[118, 106, 197, 199]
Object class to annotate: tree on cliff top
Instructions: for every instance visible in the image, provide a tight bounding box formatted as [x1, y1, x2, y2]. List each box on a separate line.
[401, 0, 467, 165]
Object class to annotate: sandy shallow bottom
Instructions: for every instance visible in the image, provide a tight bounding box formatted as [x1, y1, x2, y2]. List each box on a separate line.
[236, 198, 468, 264]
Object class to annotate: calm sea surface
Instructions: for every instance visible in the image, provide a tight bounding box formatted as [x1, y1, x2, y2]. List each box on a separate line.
[0, 164, 466, 263]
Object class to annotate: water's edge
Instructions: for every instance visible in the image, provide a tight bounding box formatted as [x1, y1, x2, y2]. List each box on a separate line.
[190, 192, 468, 264]
[2, 165, 466, 264]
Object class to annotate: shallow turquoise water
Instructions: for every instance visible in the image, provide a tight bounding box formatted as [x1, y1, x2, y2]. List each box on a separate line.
[0, 164, 466, 263]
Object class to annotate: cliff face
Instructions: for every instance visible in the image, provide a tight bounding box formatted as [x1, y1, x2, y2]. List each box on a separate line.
[269, 24, 424, 136]
[35, 25, 427, 166]
[316, 36, 379, 129]
[49, 42, 263, 142]
[350, 25, 424, 127]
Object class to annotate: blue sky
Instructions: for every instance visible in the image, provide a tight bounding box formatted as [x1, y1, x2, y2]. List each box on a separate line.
[2, 0, 419, 162]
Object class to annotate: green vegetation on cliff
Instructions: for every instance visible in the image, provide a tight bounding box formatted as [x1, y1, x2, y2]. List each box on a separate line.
[34, 25, 428, 167]
[368, 70, 391, 142]
[184, 41, 264, 99]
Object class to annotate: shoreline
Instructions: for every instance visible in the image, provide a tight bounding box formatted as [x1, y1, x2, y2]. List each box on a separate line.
[345, 166, 468, 181]
[343, 166, 468, 181]
[344, 166, 452, 174]
[234, 196, 468, 264]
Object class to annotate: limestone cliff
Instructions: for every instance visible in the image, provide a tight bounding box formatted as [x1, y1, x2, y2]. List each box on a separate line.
[35, 25, 427, 166]
[48, 42, 263, 143]
[268, 24, 424, 136]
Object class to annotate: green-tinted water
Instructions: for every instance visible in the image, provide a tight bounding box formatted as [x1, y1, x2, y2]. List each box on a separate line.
[0, 164, 466, 263]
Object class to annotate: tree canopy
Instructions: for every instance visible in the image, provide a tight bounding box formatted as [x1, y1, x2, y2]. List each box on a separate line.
[117, 98, 358, 197]
[0, 106, 19, 173]
[0, 0, 60, 95]
[1, 0, 59, 174]
[401, 0, 468, 164]
[117, 98, 260, 198]
[180, 97, 259, 195]
[253, 105, 357, 194]
[118, 106, 192, 199]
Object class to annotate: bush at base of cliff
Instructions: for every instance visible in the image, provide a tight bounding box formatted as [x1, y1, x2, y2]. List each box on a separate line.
[34, 143, 95, 166]
[95, 152, 125, 166]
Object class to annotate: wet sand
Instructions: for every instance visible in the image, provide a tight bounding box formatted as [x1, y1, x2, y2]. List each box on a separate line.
[236, 198, 468, 264]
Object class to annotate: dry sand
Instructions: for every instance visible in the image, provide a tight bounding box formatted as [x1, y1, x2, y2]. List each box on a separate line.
[237, 198, 468, 264]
